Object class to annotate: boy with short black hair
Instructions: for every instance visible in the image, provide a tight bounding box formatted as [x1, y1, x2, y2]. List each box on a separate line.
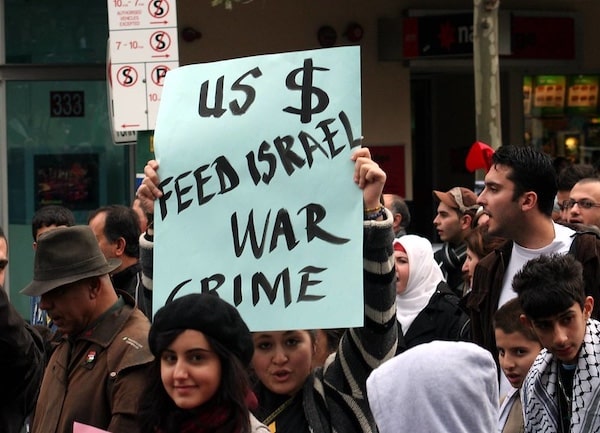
[494, 298, 542, 433]
[513, 253, 599, 433]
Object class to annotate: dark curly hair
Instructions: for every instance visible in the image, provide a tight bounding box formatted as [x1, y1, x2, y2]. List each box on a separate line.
[513, 253, 585, 321]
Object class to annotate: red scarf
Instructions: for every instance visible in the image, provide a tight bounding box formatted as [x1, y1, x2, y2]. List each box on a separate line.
[182, 408, 235, 433]
[156, 391, 257, 433]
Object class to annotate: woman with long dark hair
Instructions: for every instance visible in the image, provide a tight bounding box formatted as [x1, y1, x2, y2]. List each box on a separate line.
[138, 293, 269, 433]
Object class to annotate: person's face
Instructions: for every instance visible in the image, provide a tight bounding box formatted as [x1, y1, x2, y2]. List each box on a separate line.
[433, 202, 463, 244]
[251, 330, 314, 396]
[38, 278, 97, 335]
[567, 182, 600, 228]
[88, 212, 118, 260]
[0, 237, 7, 288]
[160, 329, 222, 410]
[523, 298, 593, 365]
[477, 165, 521, 238]
[495, 329, 542, 389]
[394, 248, 409, 295]
[461, 247, 479, 289]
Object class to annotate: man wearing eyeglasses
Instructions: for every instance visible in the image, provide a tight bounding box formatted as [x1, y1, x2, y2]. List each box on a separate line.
[556, 164, 596, 222]
[0, 226, 45, 433]
[566, 177, 600, 228]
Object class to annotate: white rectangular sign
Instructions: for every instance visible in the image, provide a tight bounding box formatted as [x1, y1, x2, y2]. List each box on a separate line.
[108, 0, 178, 30]
[109, 28, 179, 64]
[110, 63, 149, 130]
[107, 0, 179, 132]
[145, 61, 179, 128]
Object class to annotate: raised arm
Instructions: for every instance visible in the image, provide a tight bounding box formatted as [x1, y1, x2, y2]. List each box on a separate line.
[309, 148, 398, 433]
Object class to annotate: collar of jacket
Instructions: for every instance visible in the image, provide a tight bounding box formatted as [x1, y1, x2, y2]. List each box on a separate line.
[111, 262, 142, 289]
[71, 293, 136, 348]
[465, 239, 512, 312]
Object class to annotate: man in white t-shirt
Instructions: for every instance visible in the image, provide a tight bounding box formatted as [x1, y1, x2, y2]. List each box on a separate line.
[466, 145, 600, 399]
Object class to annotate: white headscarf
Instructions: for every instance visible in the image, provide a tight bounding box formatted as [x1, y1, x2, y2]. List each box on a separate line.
[394, 235, 444, 333]
[367, 341, 499, 433]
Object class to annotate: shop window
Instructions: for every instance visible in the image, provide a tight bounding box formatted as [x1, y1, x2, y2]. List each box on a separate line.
[6, 81, 129, 224]
[524, 74, 600, 165]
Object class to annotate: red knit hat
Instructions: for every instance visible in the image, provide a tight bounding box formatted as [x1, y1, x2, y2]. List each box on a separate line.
[466, 141, 495, 172]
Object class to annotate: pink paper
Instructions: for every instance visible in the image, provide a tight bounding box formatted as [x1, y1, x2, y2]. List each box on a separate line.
[73, 422, 110, 433]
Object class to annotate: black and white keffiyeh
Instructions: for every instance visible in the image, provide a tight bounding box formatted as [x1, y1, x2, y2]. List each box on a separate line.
[522, 319, 600, 433]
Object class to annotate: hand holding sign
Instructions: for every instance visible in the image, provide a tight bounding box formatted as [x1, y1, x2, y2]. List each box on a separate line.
[137, 159, 161, 214]
[351, 147, 386, 211]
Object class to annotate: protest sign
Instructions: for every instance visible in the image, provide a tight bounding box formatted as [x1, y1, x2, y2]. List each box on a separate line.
[153, 46, 363, 331]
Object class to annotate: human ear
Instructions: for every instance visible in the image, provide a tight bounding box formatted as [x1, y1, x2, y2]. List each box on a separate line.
[88, 277, 101, 298]
[460, 214, 472, 230]
[520, 191, 537, 211]
[584, 296, 594, 319]
[114, 237, 127, 256]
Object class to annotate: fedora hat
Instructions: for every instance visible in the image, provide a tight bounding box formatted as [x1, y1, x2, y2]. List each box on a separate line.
[21, 225, 121, 297]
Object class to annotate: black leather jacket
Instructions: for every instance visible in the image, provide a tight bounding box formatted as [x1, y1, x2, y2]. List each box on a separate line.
[0, 288, 46, 433]
[398, 281, 471, 352]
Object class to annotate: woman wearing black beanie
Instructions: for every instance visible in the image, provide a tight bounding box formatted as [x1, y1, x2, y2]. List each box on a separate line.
[138, 293, 269, 433]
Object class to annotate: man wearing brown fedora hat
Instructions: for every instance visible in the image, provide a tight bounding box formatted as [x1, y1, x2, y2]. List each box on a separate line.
[21, 225, 153, 433]
[432, 186, 479, 297]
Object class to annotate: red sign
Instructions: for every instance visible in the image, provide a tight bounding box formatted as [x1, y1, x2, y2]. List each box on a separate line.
[510, 16, 575, 60]
[402, 13, 474, 59]
[402, 12, 576, 61]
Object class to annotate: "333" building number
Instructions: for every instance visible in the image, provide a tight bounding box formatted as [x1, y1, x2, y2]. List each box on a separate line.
[50, 91, 85, 117]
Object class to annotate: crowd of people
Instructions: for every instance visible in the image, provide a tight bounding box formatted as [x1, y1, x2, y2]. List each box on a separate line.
[2, 144, 600, 433]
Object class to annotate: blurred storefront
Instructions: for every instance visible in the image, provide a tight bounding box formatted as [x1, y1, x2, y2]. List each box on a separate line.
[524, 74, 600, 165]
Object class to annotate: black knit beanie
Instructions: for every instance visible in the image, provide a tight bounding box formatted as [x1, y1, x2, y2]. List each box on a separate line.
[149, 293, 254, 366]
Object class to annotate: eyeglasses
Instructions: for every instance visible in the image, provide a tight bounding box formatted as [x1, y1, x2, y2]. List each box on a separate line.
[562, 199, 600, 210]
[0, 260, 8, 270]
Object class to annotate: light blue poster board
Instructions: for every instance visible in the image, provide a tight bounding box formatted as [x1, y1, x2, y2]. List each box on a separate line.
[153, 46, 363, 331]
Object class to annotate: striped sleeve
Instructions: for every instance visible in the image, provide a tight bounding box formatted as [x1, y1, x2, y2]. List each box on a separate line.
[307, 209, 397, 433]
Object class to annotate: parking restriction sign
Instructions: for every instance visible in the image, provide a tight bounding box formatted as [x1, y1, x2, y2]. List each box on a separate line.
[145, 61, 179, 129]
[107, 0, 179, 132]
